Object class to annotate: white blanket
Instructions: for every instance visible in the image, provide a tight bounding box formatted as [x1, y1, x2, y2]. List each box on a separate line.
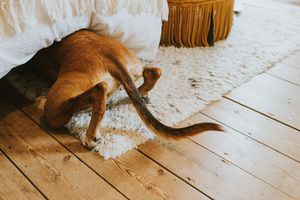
[0, 0, 168, 78]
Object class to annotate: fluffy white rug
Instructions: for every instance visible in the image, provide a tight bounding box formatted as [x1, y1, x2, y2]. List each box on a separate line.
[5, 0, 300, 159]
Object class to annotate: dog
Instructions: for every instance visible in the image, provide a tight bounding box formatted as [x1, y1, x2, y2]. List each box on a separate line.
[27, 30, 223, 149]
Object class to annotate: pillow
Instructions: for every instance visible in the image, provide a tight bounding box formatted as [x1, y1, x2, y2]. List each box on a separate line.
[0, 0, 168, 78]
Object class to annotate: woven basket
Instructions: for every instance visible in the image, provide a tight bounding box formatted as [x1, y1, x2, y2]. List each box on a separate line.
[160, 0, 234, 47]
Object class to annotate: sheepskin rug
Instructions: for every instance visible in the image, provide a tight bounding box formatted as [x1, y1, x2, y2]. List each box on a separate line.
[5, 0, 300, 159]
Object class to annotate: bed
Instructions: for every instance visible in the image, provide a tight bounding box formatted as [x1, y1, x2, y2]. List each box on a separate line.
[0, 0, 169, 78]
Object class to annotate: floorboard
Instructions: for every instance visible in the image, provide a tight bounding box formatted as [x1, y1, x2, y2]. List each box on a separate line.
[0, 95, 126, 200]
[139, 139, 293, 200]
[226, 73, 300, 130]
[0, 150, 45, 200]
[282, 52, 300, 69]
[178, 113, 300, 199]
[266, 63, 300, 86]
[201, 98, 300, 163]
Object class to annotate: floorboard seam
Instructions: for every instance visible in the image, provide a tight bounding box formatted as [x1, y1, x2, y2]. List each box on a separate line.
[199, 110, 300, 164]
[224, 96, 300, 132]
[0, 149, 49, 200]
[186, 138, 297, 200]
[0, 92, 130, 200]
[265, 72, 300, 87]
[137, 149, 214, 200]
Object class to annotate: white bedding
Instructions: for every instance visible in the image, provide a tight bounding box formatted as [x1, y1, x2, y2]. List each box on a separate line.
[0, 0, 168, 78]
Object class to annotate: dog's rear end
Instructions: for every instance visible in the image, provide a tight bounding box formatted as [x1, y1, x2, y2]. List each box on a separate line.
[28, 30, 223, 149]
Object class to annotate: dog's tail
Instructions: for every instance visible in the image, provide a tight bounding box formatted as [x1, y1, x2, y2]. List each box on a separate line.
[111, 63, 224, 139]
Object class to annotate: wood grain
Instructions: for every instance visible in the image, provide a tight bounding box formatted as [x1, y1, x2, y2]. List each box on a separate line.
[0, 80, 209, 200]
[0, 95, 125, 200]
[201, 98, 300, 163]
[50, 134, 209, 200]
[267, 63, 300, 85]
[226, 73, 300, 130]
[0, 150, 45, 200]
[0, 79, 293, 200]
[179, 113, 300, 199]
[139, 139, 293, 200]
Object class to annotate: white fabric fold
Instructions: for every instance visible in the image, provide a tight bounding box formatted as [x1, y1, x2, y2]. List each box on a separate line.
[0, 0, 169, 78]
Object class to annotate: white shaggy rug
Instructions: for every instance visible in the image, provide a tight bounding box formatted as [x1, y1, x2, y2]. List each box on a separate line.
[4, 0, 300, 159]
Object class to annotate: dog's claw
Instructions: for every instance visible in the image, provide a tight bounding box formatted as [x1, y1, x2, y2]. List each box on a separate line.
[142, 96, 150, 104]
[81, 135, 98, 150]
[92, 136, 99, 143]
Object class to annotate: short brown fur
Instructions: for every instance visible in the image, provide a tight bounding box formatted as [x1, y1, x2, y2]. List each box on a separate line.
[28, 30, 223, 148]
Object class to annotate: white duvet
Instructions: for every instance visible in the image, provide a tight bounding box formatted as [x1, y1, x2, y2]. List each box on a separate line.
[0, 0, 168, 78]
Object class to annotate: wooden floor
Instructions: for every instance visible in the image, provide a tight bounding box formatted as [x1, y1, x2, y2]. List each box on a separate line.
[1, 52, 300, 200]
[1, 0, 300, 197]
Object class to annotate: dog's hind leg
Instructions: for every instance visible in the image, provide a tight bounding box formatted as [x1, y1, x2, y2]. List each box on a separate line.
[138, 67, 161, 96]
[138, 67, 161, 103]
[44, 80, 108, 149]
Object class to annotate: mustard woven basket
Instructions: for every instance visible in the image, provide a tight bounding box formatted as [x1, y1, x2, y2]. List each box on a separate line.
[160, 0, 234, 47]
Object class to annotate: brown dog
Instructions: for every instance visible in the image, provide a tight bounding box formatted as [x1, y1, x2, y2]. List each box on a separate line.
[27, 30, 223, 149]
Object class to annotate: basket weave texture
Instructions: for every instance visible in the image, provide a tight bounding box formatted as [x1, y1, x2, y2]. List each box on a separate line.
[160, 0, 234, 47]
